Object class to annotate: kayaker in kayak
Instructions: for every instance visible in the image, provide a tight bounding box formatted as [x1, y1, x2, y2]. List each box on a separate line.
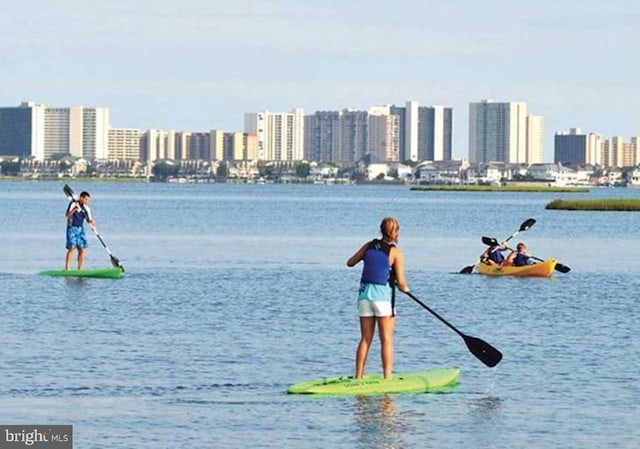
[347, 217, 410, 380]
[480, 240, 508, 268]
[506, 242, 533, 266]
[65, 191, 95, 270]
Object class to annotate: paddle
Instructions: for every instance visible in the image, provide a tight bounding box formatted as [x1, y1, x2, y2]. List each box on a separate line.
[63, 184, 125, 271]
[404, 291, 502, 368]
[530, 256, 571, 273]
[482, 236, 571, 273]
[459, 218, 536, 274]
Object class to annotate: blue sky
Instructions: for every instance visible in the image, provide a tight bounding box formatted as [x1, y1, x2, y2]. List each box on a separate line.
[2, 0, 639, 161]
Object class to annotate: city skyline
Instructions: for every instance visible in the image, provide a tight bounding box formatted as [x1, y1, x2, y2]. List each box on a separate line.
[2, 1, 639, 162]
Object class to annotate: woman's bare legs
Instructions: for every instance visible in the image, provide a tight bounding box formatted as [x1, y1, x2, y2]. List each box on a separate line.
[355, 316, 376, 379]
[378, 316, 395, 379]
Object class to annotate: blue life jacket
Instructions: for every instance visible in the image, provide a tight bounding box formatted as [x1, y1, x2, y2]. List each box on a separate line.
[488, 247, 505, 263]
[66, 201, 91, 227]
[513, 252, 530, 266]
[361, 239, 393, 285]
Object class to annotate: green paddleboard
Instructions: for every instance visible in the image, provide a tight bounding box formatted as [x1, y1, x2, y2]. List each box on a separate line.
[39, 267, 124, 279]
[287, 367, 460, 396]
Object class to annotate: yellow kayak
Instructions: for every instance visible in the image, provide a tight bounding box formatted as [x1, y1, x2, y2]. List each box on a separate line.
[476, 259, 556, 277]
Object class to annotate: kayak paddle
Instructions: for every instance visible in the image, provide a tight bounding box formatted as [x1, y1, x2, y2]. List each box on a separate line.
[63, 184, 125, 272]
[482, 236, 571, 274]
[404, 291, 502, 367]
[531, 256, 571, 273]
[459, 218, 536, 274]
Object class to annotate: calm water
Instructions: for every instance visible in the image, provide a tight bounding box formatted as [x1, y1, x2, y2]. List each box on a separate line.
[0, 181, 638, 448]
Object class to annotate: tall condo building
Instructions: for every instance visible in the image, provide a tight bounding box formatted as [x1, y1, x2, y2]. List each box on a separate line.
[368, 106, 400, 162]
[223, 132, 258, 161]
[108, 128, 142, 160]
[602, 137, 626, 168]
[305, 109, 401, 163]
[526, 115, 544, 164]
[142, 130, 176, 161]
[176, 132, 213, 160]
[417, 105, 452, 161]
[390, 102, 452, 162]
[0, 102, 46, 160]
[469, 99, 540, 164]
[244, 108, 304, 161]
[44, 106, 109, 160]
[304, 111, 342, 162]
[337, 110, 368, 162]
[554, 128, 602, 165]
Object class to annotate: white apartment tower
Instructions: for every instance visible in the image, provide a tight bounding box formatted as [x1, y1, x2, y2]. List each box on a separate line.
[526, 115, 544, 164]
[469, 99, 538, 164]
[43, 106, 109, 160]
[244, 108, 304, 161]
[405, 101, 419, 161]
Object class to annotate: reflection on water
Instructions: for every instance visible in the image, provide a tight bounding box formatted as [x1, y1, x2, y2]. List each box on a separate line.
[354, 395, 405, 449]
[468, 395, 503, 423]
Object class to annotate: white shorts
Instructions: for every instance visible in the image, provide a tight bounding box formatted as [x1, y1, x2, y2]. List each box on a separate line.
[358, 300, 395, 318]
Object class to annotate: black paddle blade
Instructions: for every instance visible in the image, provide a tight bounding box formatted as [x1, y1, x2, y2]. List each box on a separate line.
[554, 262, 571, 273]
[463, 335, 503, 367]
[460, 265, 474, 274]
[63, 184, 75, 199]
[482, 236, 498, 246]
[519, 218, 536, 232]
[110, 255, 125, 271]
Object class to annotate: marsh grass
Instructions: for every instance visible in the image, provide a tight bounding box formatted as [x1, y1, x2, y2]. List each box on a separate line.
[546, 198, 640, 211]
[411, 185, 589, 193]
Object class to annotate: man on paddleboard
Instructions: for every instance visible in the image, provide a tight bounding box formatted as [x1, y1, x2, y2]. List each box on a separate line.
[347, 217, 410, 380]
[65, 191, 95, 270]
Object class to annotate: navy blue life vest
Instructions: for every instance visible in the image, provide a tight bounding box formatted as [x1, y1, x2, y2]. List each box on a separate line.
[66, 201, 91, 227]
[488, 247, 505, 263]
[513, 252, 530, 266]
[360, 239, 393, 285]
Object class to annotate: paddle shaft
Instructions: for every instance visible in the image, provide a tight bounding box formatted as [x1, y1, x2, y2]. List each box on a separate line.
[404, 291, 503, 367]
[405, 291, 465, 338]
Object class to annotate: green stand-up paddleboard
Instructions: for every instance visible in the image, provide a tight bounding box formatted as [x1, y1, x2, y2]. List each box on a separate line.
[287, 367, 460, 396]
[39, 267, 124, 279]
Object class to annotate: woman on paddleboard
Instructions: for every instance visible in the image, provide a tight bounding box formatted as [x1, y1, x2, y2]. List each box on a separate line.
[65, 191, 95, 270]
[347, 217, 409, 380]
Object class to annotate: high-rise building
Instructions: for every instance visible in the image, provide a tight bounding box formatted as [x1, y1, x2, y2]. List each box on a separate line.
[368, 106, 399, 162]
[210, 130, 225, 160]
[603, 137, 625, 168]
[405, 101, 419, 161]
[417, 105, 453, 161]
[304, 110, 369, 163]
[224, 132, 244, 160]
[142, 130, 176, 161]
[43, 106, 109, 160]
[108, 128, 142, 160]
[244, 108, 304, 161]
[82, 107, 109, 159]
[631, 137, 640, 167]
[0, 102, 45, 160]
[304, 111, 341, 162]
[469, 99, 534, 164]
[389, 102, 452, 162]
[526, 115, 544, 164]
[554, 128, 602, 165]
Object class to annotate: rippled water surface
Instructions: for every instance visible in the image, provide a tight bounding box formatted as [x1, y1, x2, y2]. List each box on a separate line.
[1, 181, 639, 448]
